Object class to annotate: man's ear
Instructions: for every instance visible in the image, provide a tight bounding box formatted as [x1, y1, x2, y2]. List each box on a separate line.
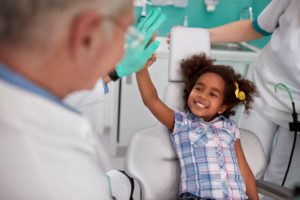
[69, 12, 104, 66]
[218, 104, 228, 114]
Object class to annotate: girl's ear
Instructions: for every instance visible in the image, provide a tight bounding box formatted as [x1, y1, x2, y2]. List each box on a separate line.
[218, 104, 228, 114]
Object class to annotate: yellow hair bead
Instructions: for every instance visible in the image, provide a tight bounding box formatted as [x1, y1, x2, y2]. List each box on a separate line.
[238, 91, 246, 100]
[235, 82, 246, 101]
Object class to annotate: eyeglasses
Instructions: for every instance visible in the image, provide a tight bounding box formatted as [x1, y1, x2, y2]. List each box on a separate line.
[104, 17, 144, 48]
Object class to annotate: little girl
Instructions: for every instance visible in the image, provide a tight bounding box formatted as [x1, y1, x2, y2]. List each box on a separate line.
[136, 54, 259, 200]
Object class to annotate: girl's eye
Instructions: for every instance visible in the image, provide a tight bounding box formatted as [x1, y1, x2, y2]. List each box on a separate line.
[210, 93, 218, 98]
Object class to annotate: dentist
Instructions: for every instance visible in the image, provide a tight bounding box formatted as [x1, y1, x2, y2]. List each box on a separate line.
[0, 0, 165, 199]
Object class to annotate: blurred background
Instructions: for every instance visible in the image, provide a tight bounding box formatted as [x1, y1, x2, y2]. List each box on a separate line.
[134, 0, 271, 48]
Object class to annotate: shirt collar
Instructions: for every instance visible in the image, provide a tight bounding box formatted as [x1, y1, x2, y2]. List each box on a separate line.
[186, 111, 234, 137]
[186, 110, 226, 125]
[0, 62, 79, 113]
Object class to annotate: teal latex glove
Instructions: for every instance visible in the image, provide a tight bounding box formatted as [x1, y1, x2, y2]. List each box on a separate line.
[115, 8, 167, 78]
[115, 40, 161, 78]
[136, 8, 167, 47]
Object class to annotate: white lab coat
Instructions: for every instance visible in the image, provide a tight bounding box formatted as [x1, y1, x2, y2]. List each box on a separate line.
[250, 0, 300, 128]
[0, 79, 113, 200]
[239, 0, 300, 188]
[62, 80, 114, 172]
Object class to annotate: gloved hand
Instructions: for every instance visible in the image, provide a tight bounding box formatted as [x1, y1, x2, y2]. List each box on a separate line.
[115, 8, 167, 78]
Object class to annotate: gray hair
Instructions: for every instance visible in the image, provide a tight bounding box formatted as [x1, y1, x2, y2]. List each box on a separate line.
[0, 0, 131, 45]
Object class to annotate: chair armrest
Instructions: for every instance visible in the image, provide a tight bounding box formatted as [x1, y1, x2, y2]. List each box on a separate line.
[256, 180, 294, 200]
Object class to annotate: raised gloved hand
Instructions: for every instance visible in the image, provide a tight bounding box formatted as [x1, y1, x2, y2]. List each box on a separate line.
[113, 8, 167, 79]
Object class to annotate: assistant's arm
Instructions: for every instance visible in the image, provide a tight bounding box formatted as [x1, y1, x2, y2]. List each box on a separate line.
[209, 20, 263, 43]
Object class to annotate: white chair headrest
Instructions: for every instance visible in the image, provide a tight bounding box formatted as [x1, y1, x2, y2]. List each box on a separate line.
[168, 27, 211, 82]
[163, 82, 185, 112]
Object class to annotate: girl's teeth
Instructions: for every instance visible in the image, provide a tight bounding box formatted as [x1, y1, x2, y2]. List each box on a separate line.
[196, 102, 206, 108]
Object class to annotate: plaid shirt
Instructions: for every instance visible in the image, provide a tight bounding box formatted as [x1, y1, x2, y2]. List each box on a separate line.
[170, 111, 247, 200]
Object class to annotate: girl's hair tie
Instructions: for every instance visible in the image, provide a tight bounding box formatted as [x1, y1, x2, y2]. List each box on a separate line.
[235, 82, 246, 101]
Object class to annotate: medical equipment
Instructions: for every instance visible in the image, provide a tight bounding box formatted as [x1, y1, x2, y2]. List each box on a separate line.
[204, 0, 219, 12]
[134, 0, 152, 23]
[137, 0, 152, 23]
[240, 6, 253, 21]
[183, 15, 188, 27]
[274, 83, 300, 186]
[173, 0, 188, 7]
[151, 0, 188, 7]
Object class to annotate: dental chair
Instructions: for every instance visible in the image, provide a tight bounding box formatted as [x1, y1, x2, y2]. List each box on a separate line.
[125, 27, 294, 200]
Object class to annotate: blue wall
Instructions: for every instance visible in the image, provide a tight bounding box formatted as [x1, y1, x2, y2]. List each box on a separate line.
[135, 0, 271, 48]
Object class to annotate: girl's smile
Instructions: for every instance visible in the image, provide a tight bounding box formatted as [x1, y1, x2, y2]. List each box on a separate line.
[188, 72, 227, 121]
[193, 97, 209, 109]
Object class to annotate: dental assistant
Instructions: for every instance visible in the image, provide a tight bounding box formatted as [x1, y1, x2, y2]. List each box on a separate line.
[208, 0, 300, 188]
[0, 0, 165, 199]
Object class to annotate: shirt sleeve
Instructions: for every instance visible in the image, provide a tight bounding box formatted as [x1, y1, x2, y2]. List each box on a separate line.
[171, 111, 187, 136]
[233, 127, 241, 140]
[101, 80, 109, 94]
[63, 79, 107, 107]
[252, 0, 290, 36]
[226, 119, 240, 140]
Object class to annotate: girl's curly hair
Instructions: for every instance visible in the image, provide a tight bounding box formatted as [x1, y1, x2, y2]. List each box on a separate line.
[181, 53, 258, 118]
